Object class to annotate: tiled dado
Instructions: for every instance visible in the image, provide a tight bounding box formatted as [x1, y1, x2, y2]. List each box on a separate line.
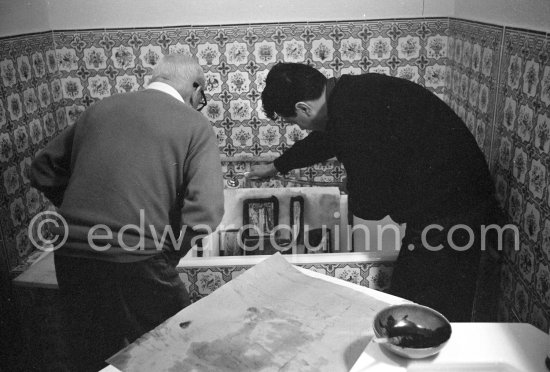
[0, 32, 65, 275]
[492, 27, 550, 331]
[446, 19, 504, 161]
[177, 261, 394, 303]
[221, 158, 346, 189]
[46, 19, 448, 158]
[49, 19, 449, 161]
[51, 19, 450, 185]
[1, 18, 450, 274]
[3, 18, 548, 333]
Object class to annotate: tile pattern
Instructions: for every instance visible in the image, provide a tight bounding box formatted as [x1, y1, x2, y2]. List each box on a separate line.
[221, 159, 346, 189]
[491, 27, 550, 331]
[3, 18, 549, 334]
[1, 18, 449, 275]
[51, 20, 449, 187]
[446, 19, 504, 161]
[0, 32, 64, 276]
[50, 20, 449, 161]
[178, 261, 395, 303]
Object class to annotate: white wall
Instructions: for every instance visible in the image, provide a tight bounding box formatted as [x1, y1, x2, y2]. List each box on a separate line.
[0, 0, 454, 37]
[454, 0, 550, 33]
[0, 0, 50, 37]
[2, 0, 548, 39]
[43, 0, 453, 30]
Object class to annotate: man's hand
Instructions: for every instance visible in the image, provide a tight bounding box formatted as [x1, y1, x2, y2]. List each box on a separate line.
[246, 163, 278, 179]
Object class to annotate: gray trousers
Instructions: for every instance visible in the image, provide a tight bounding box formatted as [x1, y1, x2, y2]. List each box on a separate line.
[54, 251, 190, 372]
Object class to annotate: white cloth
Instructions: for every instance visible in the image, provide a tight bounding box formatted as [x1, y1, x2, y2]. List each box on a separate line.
[146, 81, 185, 103]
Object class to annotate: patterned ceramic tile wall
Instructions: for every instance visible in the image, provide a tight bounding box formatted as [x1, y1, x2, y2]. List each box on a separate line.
[3, 14, 549, 345]
[491, 27, 550, 331]
[50, 19, 449, 186]
[1, 18, 450, 275]
[221, 159, 346, 189]
[0, 32, 65, 276]
[446, 19, 504, 161]
[178, 261, 394, 303]
[6, 18, 550, 372]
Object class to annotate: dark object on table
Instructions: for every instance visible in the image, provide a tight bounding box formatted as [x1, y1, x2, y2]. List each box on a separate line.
[242, 196, 279, 239]
[305, 228, 331, 253]
[373, 303, 452, 359]
[219, 229, 242, 256]
[290, 196, 305, 245]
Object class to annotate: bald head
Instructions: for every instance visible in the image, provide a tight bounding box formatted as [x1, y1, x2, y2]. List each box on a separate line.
[149, 54, 206, 109]
[151, 54, 205, 88]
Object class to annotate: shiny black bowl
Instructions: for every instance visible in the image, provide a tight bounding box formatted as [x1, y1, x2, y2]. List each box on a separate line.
[373, 304, 452, 359]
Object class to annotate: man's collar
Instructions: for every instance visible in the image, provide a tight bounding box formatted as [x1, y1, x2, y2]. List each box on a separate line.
[323, 77, 338, 132]
[326, 77, 337, 100]
[147, 82, 185, 103]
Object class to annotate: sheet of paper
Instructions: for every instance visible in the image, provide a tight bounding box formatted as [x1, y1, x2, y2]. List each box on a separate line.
[107, 253, 390, 371]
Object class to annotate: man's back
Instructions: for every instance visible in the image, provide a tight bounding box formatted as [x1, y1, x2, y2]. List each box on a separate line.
[36, 89, 223, 261]
[328, 74, 495, 227]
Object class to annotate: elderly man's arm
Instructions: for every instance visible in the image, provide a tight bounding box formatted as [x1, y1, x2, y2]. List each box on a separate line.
[176, 121, 225, 256]
[30, 125, 76, 207]
[247, 131, 336, 179]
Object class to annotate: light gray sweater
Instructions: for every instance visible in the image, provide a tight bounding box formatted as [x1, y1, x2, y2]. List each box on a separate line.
[31, 89, 224, 262]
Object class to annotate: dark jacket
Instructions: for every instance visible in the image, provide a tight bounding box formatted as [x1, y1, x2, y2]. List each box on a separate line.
[31, 89, 224, 262]
[275, 74, 496, 229]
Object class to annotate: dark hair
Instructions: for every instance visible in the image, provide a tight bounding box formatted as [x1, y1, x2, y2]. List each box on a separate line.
[261, 63, 327, 120]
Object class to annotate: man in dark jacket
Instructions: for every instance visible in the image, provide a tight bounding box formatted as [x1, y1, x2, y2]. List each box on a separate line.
[248, 62, 502, 322]
[31, 54, 224, 371]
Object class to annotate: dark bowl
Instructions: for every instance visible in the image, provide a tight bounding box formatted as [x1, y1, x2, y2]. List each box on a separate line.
[373, 304, 452, 359]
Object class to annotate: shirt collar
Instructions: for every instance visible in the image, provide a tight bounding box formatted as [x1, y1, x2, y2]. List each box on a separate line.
[326, 77, 337, 99]
[324, 77, 338, 132]
[147, 82, 185, 103]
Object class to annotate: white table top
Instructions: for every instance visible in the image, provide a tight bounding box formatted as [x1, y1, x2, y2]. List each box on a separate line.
[99, 264, 548, 372]
[15, 252, 547, 371]
[352, 322, 548, 372]
[101, 322, 547, 371]
[309, 267, 548, 372]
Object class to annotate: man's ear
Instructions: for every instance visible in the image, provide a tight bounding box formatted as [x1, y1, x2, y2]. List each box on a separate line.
[295, 102, 311, 116]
